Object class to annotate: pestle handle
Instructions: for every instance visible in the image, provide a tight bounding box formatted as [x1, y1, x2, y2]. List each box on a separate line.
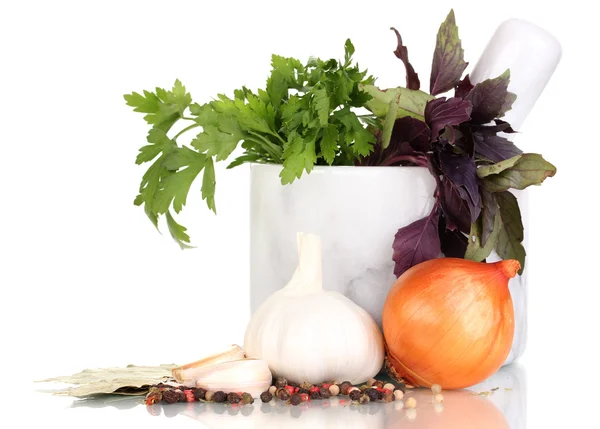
[470, 19, 562, 133]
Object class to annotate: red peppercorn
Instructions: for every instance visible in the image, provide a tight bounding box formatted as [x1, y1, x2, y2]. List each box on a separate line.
[299, 393, 310, 402]
[376, 387, 384, 392]
[381, 388, 392, 395]
[294, 387, 300, 393]
[322, 383, 332, 389]
[285, 386, 295, 395]
[309, 386, 320, 393]
[184, 390, 195, 402]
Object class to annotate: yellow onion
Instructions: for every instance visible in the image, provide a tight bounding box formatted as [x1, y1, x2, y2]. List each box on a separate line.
[382, 258, 519, 389]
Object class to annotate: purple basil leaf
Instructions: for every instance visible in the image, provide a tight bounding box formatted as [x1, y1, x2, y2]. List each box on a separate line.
[473, 132, 523, 163]
[430, 9, 468, 96]
[439, 177, 472, 233]
[480, 189, 498, 246]
[425, 97, 472, 139]
[392, 208, 441, 278]
[365, 117, 430, 166]
[455, 125, 475, 156]
[390, 27, 420, 90]
[454, 74, 473, 99]
[438, 215, 468, 257]
[466, 69, 511, 124]
[470, 120, 518, 136]
[391, 116, 431, 153]
[439, 150, 481, 233]
[500, 91, 517, 117]
[439, 149, 482, 223]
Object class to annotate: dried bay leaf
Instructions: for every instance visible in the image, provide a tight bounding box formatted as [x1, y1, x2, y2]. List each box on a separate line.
[37, 364, 178, 397]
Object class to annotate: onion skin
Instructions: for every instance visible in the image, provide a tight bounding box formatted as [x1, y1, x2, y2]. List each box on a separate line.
[382, 258, 519, 390]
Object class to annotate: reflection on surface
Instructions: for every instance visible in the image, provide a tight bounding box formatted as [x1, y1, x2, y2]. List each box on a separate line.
[70, 363, 526, 428]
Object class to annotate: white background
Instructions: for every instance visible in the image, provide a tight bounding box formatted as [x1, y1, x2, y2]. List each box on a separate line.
[1, 0, 598, 427]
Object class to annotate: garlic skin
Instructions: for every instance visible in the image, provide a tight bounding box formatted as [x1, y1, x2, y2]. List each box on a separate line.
[244, 232, 384, 385]
[172, 344, 245, 384]
[194, 359, 272, 398]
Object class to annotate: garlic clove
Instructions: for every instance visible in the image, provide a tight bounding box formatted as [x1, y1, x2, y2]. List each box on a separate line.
[171, 344, 245, 383]
[194, 359, 272, 398]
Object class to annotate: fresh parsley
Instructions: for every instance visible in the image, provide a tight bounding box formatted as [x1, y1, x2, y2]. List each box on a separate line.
[125, 40, 378, 248]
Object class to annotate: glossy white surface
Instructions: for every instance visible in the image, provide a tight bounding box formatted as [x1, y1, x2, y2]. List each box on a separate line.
[31, 364, 526, 429]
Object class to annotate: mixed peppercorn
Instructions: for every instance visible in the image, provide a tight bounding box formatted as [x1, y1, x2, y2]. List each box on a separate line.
[144, 377, 444, 409]
[144, 383, 255, 406]
[255, 376, 413, 407]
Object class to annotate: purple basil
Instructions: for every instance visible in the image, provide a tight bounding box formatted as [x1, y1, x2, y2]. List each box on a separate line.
[473, 133, 522, 163]
[390, 27, 420, 91]
[439, 150, 481, 222]
[425, 97, 472, 139]
[454, 74, 474, 99]
[429, 9, 468, 95]
[480, 190, 498, 246]
[500, 91, 517, 117]
[361, 117, 430, 166]
[439, 177, 472, 233]
[392, 208, 441, 278]
[438, 216, 468, 257]
[466, 70, 512, 124]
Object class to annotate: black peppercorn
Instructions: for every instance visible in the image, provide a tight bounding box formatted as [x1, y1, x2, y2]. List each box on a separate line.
[173, 389, 186, 402]
[260, 391, 273, 403]
[374, 380, 385, 389]
[162, 389, 179, 404]
[227, 392, 241, 404]
[297, 388, 310, 395]
[241, 393, 254, 405]
[340, 381, 353, 395]
[276, 387, 290, 401]
[275, 377, 288, 388]
[310, 390, 322, 400]
[290, 393, 302, 406]
[193, 388, 207, 401]
[319, 387, 331, 399]
[349, 389, 361, 401]
[213, 391, 227, 403]
[365, 388, 381, 402]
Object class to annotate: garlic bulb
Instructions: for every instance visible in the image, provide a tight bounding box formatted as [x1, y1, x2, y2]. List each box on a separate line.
[193, 359, 272, 398]
[244, 232, 384, 385]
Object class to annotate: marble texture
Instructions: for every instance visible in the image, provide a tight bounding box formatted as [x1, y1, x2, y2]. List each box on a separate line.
[467, 18, 561, 364]
[470, 18, 562, 132]
[249, 164, 527, 366]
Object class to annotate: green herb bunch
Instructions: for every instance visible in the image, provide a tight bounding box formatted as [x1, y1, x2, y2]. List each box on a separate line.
[126, 9, 557, 277]
[126, 40, 380, 248]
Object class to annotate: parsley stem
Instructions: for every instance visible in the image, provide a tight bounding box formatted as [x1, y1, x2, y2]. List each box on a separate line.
[268, 131, 287, 146]
[245, 133, 282, 163]
[173, 123, 201, 140]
